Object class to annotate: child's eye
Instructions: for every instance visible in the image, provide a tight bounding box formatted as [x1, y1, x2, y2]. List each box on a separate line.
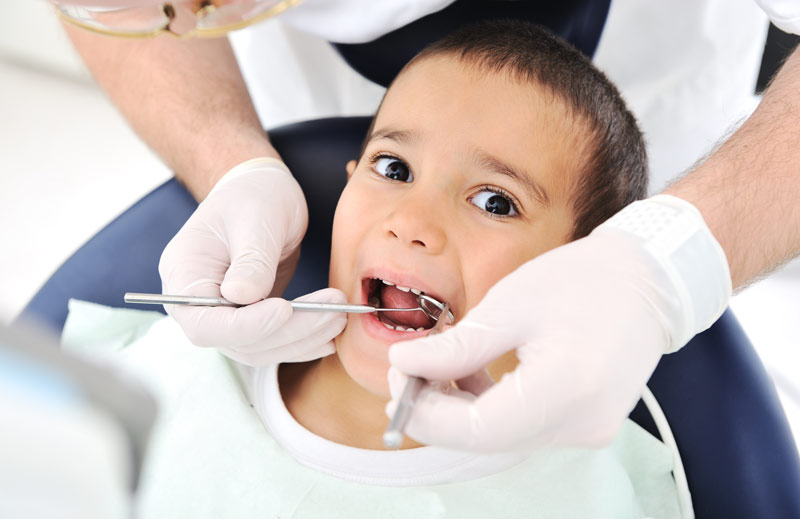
[470, 189, 519, 217]
[374, 156, 413, 182]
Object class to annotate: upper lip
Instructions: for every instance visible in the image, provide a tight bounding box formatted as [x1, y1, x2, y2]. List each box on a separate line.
[360, 266, 460, 320]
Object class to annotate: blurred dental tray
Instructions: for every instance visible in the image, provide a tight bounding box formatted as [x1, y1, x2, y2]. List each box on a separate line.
[0, 323, 156, 518]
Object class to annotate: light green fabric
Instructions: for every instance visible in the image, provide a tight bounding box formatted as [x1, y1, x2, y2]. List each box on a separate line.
[63, 300, 682, 519]
[62, 299, 164, 354]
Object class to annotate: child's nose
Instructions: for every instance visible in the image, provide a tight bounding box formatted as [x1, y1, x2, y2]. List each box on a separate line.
[383, 192, 448, 254]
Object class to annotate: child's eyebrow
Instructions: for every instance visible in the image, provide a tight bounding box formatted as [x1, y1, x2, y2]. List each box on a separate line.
[472, 149, 550, 207]
[367, 127, 419, 146]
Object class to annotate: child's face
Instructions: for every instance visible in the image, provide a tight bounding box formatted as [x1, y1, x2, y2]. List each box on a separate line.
[329, 55, 581, 397]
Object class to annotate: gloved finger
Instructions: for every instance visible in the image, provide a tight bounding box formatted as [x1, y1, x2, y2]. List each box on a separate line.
[161, 278, 223, 326]
[216, 162, 308, 305]
[159, 225, 232, 293]
[293, 287, 348, 304]
[220, 229, 285, 305]
[389, 320, 516, 381]
[217, 339, 336, 366]
[227, 288, 347, 351]
[169, 297, 293, 349]
[400, 340, 635, 451]
[227, 307, 345, 352]
[398, 368, 542, 452]
[283, 341, 336, 363]
[216, 344, 294, 366]
[386, 366, 489, 414]
[235, 317, 345, 361]
[385, 380, 481, 445]
[215, 347, 263, 366]
[270, 247, 302, 298]
[455, 369, 494, 397]
[387, 343, 576, 451]
[195, 288, 347, 364]
[386, 365, 411, 401]
[387, 365, 492, 400]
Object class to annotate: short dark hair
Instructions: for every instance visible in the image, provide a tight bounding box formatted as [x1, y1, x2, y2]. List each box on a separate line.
[377, 20, 648, 240]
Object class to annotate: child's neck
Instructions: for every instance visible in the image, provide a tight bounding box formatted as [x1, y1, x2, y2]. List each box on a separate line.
[279, 354, 423, 450]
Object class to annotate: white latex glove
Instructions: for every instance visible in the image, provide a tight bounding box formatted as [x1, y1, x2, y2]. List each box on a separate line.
[159, 157, 347, 365]
[387, 195, 732, 451]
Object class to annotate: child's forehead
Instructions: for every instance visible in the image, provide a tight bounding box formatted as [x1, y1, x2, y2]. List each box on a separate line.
[377, 55, 583, 154]
[382, 54, 573, 128]
[393, 54, 549, 92]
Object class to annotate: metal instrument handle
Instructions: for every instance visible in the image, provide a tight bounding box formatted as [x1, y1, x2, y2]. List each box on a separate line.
[383, 302, 450, 449]
[123, 293, 424, 314]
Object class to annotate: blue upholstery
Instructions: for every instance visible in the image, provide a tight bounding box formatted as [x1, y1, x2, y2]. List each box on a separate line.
[19, 117, 800, 516]
[18, 179, 195, 334]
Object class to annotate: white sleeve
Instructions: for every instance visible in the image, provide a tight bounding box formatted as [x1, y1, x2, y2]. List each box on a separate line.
[277, 0, 455, 43]
[754, 0, 800, 34]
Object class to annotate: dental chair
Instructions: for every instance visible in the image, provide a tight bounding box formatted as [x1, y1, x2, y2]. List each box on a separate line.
[19, 116, 800, 518]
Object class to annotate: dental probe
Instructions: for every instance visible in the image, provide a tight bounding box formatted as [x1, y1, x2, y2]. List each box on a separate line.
[383, 302, 450, 450]
[123, 293, 454, 322]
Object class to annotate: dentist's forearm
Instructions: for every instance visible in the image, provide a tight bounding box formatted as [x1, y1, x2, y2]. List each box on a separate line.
[665, 47, 800, 289]
[62, 24, 279, 200]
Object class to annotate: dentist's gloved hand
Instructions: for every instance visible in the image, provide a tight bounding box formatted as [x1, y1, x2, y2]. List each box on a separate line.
[159, 157, 347, 365]
[387, 195, 732, 451]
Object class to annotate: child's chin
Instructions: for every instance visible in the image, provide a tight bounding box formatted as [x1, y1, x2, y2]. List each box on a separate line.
[338, 352, 392, 400]
[364, 379, 392, 400]
[336, 322, 398, 399]
[349, 361, 392, 399]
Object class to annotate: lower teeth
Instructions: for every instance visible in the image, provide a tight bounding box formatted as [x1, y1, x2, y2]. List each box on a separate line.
[380, 321, 424, 332]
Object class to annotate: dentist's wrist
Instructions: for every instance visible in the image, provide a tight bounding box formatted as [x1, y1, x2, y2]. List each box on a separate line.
[185, 135, 283, 201]
[207, 157, 294, 198]
[595, 194, 732, 352]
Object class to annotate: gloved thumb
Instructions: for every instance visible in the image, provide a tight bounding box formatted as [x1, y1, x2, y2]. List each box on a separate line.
[222, 261, 277, 304]
[389, 320, 513, 382]
[456, 369, 494, 396]
[215, 161, 306, 305]
[221, 221, 286, 304]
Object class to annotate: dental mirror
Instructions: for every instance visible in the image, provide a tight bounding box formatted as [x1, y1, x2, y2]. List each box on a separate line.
[417, 294, 454, 324]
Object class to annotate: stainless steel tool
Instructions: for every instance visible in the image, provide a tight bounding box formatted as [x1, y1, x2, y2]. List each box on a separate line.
[123, 292, 454, 323]
[382, 302, 450, 450]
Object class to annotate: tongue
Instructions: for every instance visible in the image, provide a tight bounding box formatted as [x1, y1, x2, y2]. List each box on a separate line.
[380, 285, 433, 329]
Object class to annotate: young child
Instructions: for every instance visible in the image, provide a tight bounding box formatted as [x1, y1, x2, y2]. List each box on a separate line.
[276, 19, 650, 451]
[63, 21, 684, 518]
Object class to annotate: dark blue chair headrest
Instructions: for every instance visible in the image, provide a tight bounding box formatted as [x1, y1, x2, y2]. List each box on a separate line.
[19, 117, 800, 517]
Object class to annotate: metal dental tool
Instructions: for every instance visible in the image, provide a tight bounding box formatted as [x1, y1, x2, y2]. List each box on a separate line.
[382, 301, 450, 450]
[123, 292, 454, 323]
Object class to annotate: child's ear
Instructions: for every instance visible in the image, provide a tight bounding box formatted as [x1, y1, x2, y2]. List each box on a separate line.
[345, 160, 357, 180]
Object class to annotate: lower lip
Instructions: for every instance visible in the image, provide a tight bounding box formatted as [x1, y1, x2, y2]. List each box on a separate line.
[360, 312, 430, 344]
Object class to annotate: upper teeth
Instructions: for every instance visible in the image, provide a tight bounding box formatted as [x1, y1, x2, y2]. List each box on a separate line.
[381, 279, 423, 295]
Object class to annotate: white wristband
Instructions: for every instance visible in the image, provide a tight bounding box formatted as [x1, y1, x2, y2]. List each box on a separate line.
[599, 194, 732, 352]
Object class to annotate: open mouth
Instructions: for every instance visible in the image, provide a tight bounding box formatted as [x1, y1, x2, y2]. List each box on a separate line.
[363, 277, 447, 332]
